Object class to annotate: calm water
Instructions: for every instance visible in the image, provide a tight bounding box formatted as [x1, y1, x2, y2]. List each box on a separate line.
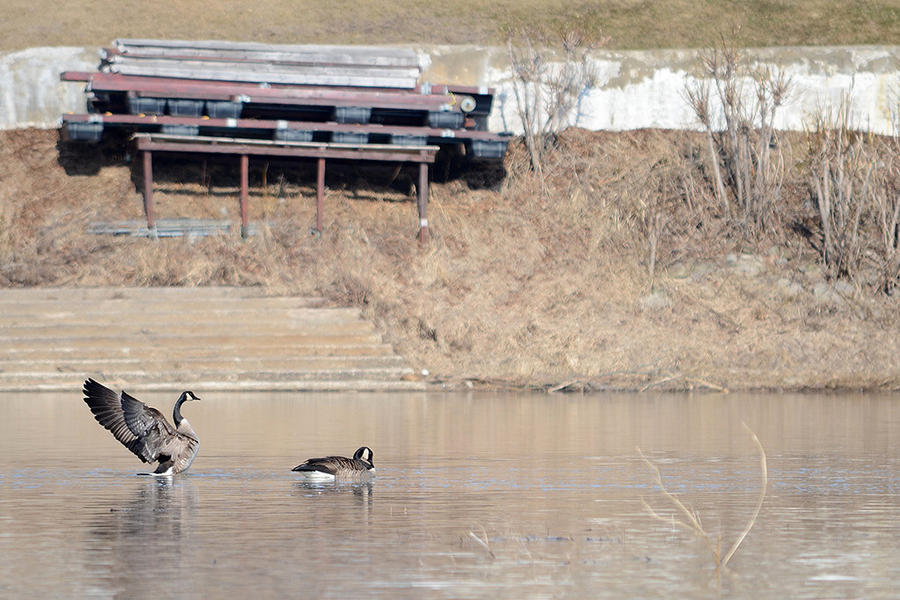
[1, 391, 898, 599]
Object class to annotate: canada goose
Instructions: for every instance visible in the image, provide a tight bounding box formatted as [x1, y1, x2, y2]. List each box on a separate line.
[82, 378, 200, 476]
[292, 446, 375, 481]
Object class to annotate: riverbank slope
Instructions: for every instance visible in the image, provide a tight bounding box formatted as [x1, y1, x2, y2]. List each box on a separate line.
[3, 128, 898, 392]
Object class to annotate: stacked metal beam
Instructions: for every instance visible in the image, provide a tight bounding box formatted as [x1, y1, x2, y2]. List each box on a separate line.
[60, 39, 511, 158]
[102, 39, 423, 89]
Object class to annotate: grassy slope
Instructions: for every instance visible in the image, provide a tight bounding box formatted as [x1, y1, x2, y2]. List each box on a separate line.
[2, 129, 899, 391]
[1, 1, 898, 52]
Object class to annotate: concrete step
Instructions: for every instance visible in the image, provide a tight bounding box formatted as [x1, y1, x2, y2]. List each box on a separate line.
[0, 355, 407, 372]
[0, 306, 364, 325]
[0, 343, 398, 360]
[0, 286, 324, 302]
[0, 287, 423, 391]
[0, 378, 427, 393]
[0, 320, 378, 339]
[0, 366, 415, 383]
[0, 333, 386, 352]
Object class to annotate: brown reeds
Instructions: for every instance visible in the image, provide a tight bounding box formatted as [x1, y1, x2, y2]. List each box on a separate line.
[805, 92, 900, 292]
[504, 24, 606, 183]
[638, 422, 768, 571]
[684, 33, 792, 234]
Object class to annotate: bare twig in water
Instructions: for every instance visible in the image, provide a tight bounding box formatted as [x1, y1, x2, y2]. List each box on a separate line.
[468, 526, 495, 559]
[720, 423, 767, 567]
[638, 422, 767, 570]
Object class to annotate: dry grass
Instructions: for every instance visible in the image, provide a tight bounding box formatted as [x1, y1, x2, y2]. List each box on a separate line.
[3, 128, 900, 390]
[1, 0, 897, 52]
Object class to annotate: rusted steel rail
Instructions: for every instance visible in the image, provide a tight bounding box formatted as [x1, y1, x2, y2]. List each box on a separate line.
[134, 134, 438, 242]
[62, 112, 509, 154]
[61, 71, 458, 111]
[60, 71, 493, 127]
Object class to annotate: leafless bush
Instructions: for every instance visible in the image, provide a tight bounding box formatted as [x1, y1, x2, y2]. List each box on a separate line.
[505, 25, 607, 183]
[685, 35, 792, 232]
[805, 94, 900, 292]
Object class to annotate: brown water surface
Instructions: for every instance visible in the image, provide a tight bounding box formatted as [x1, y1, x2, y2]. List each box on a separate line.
[1, 391, 898, 598]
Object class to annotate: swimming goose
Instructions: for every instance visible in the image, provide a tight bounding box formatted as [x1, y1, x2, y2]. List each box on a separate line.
[82, 378, 201, 476]
[291, 446, 375, 481]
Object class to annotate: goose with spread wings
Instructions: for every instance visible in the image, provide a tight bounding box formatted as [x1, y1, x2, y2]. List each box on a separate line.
[82, 378, 201, 476]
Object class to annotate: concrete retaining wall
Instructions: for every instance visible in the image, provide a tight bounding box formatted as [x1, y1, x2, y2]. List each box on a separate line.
[2, 44, 898, 134]
[1, 47, 97, 129]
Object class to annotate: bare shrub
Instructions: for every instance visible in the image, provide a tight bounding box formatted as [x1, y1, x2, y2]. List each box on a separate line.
[505, 25, 607, 183]
[805, 94, 900, 292]
[685, 35, 792, 232]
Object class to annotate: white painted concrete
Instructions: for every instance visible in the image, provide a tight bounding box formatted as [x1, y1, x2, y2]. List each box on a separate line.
[421, 45, 900, 135]
[2, 44, 898, 134]
[0, 46, 96, 129]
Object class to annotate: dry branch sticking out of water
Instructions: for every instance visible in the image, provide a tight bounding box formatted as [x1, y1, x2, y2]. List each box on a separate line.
[638, 422, 768, 571]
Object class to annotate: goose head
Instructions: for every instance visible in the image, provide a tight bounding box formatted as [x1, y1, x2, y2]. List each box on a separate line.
[353, 446, 374, 468]
[173, 390, 201, 426]
[179, 390, 201, 403]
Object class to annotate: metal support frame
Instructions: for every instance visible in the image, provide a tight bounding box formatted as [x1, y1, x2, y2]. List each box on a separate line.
[135, 135, 437, 242]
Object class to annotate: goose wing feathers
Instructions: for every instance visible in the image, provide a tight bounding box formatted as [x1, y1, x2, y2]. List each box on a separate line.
[292, 455, 358, 475]
[82, 378, 177, 464]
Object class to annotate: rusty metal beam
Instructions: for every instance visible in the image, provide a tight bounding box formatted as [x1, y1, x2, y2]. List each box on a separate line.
[240, 154, 249, 239]
[417, 162, 429, 244]
[64, 112, 509, 143]
[316, 157, 325, 233]
[135, 136, 438, 164]
[142, 150, 157, 237]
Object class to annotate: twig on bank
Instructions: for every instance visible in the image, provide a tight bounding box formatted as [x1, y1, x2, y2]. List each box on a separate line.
[548, 379, 581, 393]
[684, 377, 729, 393]
[639, 375, 677, 392]
[639, 373, 728, 393]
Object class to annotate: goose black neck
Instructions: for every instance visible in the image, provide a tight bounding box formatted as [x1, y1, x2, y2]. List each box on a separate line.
[173, 393, 189, 426]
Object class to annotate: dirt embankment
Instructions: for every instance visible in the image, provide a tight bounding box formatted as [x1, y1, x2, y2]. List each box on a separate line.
[1, 127, 898, 392]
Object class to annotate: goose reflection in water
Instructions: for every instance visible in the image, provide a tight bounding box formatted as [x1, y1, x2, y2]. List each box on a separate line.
[85, 478, 198, 594]
[292, 479, 375, 527]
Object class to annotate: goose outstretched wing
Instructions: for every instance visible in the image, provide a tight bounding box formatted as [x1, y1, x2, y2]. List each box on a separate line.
[82, 378, 176, 464]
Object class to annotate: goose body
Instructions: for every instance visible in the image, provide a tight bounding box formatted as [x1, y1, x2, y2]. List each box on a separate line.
[82, 378, 200, 475]
[292, 446, 375, 482]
